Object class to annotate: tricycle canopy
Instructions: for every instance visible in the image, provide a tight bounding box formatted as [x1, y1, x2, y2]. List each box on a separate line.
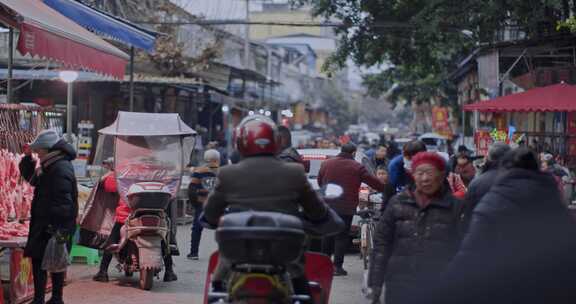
[99, 111, 197, 136]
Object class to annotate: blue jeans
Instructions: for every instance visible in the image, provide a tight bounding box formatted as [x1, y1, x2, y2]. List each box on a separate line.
[190, 203, 203, 255]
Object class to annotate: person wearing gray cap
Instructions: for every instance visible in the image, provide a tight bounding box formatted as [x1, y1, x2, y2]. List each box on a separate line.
[462, 142, 511, 231]
[187, 149, 221, 260]
[19, 129, 78, 304]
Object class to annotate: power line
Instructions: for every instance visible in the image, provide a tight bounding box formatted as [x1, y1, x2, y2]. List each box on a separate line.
[132, 20, 416, 29]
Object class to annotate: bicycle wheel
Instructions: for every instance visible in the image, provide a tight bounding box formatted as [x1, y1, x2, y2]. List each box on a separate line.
[361, 223, 369, 270]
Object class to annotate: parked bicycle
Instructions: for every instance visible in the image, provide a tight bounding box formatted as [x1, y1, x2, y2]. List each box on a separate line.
[357, 193, 383, 270]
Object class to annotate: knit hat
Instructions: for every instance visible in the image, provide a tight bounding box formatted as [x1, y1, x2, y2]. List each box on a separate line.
[29, 129, 60, 150]
[411, 152, 446, 173]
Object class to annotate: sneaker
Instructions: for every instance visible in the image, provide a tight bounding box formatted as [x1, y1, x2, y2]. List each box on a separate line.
[333, 267, 348, 276]
[163, 269, 178, 282]
[187, 253, 199, 260]
[92, 271, 109, 282]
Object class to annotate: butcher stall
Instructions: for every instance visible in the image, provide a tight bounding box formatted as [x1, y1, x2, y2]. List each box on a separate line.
[0, 105, 64, 304]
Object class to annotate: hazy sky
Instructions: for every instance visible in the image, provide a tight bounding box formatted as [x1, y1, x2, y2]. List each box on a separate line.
[170, 0, 273, 19]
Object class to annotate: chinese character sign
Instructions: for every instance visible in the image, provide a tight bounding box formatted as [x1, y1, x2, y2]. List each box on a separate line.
[431, 106, 453, 138]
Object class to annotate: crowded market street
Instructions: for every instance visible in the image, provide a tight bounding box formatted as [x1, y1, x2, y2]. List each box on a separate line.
[4, 1, 576, 304]
[61, 226, 367, 304]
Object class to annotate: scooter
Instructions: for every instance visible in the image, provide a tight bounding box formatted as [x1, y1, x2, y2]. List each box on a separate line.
[108, 182, 172, 290]
[203, 211, 339, 304]
[90, 111, 197, 290]
[202, 183, 345, 304]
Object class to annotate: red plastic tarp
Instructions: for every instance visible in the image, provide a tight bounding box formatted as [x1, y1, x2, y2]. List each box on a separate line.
[464, 83, 576, 113]
[0, 0, 128, 78]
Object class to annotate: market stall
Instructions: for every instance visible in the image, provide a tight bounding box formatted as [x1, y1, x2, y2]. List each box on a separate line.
[0, 105, 66, 303]
[0, 150, 34, 304]
[464, 82, 576, 167]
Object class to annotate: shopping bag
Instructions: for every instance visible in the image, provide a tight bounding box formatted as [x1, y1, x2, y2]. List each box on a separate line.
[41, 235, 71, 273]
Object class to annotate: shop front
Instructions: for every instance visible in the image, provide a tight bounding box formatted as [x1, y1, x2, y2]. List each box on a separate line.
[465, 82, 576, 167]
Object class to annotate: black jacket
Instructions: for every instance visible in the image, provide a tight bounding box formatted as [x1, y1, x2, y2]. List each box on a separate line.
[204, 156, 327, 225]
[20, 140, 78, 259]
[369, 188, 464, 296]
[462, 163, 500, 231]
[433, 168, 576, 304]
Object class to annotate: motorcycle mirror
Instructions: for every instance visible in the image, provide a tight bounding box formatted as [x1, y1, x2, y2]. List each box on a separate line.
[325, 183, 343, 199]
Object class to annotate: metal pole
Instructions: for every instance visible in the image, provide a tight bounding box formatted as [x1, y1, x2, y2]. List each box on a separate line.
[244, 0, 250, 108]
[7, 28, 13, 103]
[462, 107, 466, 146]
[244, 0, 250, 70]
[66, 83, 73, 142]
[129, 47, 135, 111]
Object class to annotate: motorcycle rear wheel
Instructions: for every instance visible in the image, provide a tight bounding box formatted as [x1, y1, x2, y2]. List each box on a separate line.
[139, 269, 154, 290]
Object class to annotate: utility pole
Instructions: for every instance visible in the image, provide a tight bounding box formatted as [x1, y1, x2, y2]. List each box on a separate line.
[7, 28, 13, 103]
[244, 0, 250, 110]
[244, 0, 250, 69]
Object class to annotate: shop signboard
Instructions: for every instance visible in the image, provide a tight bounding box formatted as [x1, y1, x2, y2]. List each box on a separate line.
[475, 130, 492, 156]
[431, 106, 453, 138]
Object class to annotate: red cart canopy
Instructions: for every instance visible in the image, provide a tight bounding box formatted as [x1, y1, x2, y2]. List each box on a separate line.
[464, 83, 576, 113]
[0, 0, 128, 78]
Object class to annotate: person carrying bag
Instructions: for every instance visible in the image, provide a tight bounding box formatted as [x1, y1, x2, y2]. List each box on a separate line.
[19, 130, 78, 304]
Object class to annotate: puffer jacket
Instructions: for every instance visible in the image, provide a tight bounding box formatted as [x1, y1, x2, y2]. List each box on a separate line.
[368, 188, 464, 299]
[431, 168, 576, 304]
[462, 163, 500, 231]
[20, 140, 78, 259]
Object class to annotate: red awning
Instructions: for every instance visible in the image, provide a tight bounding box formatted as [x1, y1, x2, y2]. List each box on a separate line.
[464, 83, 576, 112]
[0, 0, 128, 78]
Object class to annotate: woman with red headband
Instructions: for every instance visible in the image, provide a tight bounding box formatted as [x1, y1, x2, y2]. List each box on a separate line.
[367, 152, 465, 304]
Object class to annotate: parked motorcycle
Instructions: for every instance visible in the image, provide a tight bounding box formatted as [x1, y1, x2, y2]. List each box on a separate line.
[96, 111, 196, 290]
[203, 184, 345, 304]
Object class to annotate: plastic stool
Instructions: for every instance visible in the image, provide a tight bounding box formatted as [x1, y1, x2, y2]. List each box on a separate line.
[70, 245, 101, 266]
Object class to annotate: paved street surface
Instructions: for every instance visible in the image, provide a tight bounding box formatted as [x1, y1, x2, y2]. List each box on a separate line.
[61, 224, 370, 303]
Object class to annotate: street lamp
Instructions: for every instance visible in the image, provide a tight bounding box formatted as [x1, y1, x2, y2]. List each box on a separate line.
[59, 70, 78, 143]
[264, 110, 271, 117]
[221, 104, 233, 156]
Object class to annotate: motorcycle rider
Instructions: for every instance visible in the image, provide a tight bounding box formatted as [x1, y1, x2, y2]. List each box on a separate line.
[203, 115, 329, 298]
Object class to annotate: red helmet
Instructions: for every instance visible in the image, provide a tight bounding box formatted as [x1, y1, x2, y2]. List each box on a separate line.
[235, 115, 279, 157]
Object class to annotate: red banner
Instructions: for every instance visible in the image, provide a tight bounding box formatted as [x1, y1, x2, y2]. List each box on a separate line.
[568, 112, 576, 134]
[10, 249, 34, 304]
[568, 138, 576, 157]
[475, 131, 492, 156]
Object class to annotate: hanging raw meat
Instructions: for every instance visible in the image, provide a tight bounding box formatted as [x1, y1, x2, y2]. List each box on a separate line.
[0, 149, 34, 239]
